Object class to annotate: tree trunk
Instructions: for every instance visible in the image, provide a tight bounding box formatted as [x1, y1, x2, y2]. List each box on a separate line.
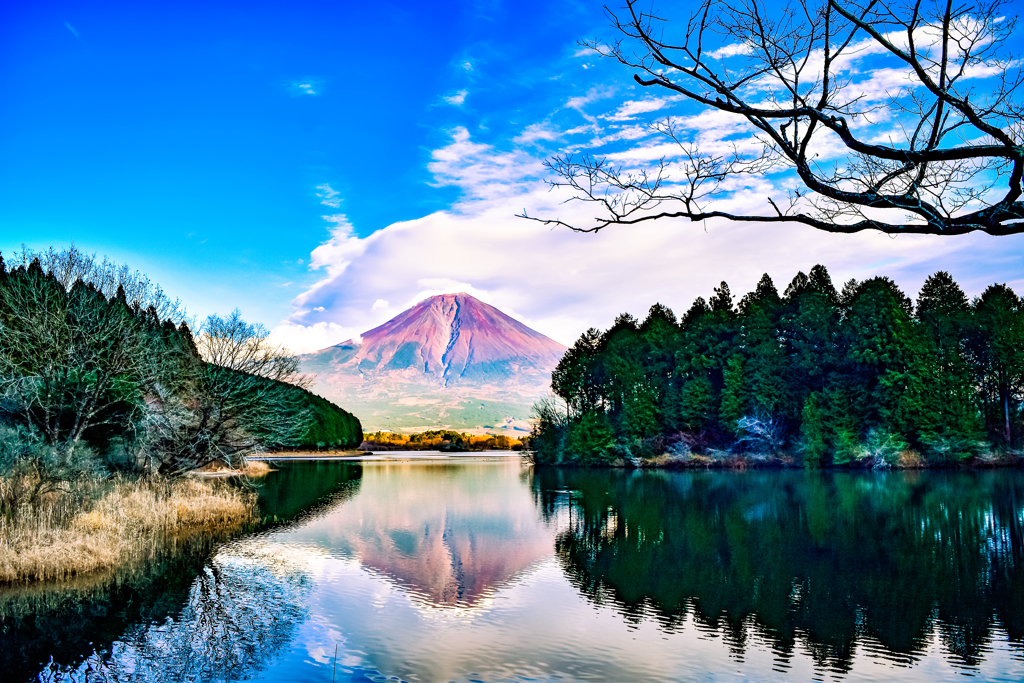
[1005, 387, 1012, 447]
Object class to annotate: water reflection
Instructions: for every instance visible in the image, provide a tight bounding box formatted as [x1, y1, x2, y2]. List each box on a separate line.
[257, 459, 363, 523]
[37, 544, 313, 682]
[9, 461, 1024, 682]
[536, 468, 1024, 674]
[2, 460, 363, 683]
[1, 543, 214, 683]
[283, 460, 552, 608]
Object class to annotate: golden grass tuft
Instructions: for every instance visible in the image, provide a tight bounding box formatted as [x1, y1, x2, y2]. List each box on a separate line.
[898, 449, 925, 469]
[0, 477, 256, 584]
[639, 453, 694, 467]
[240, 459, 272, 479]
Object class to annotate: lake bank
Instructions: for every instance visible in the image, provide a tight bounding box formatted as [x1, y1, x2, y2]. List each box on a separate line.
[0, 475, 258, 585]
[528, 449, 1024, 470]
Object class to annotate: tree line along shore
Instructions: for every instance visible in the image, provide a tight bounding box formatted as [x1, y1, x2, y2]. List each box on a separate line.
[360, 430, 524, 451]
[0, 247, 362, 584]
[531, 266, 1023, 469]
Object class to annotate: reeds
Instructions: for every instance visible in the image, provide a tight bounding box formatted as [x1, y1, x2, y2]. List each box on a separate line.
[0, 476, 256, 584]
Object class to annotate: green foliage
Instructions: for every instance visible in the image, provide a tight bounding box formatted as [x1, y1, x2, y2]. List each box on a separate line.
[679, 377, 715, 432]
[297, 390, 363, 449]
[800, 393, 829, 467]
[529, 398, 567, 465]
[566, 410, 616, 465]
[857, 429, 909, 469]
[719, 356, 745, 434]
[534, 266, 1024, 467]
[0, 248, 362, 480]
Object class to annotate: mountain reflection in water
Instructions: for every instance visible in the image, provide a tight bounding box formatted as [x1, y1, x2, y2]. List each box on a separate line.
[7, 460, 1024, 682]
[281, 459, 553, 608]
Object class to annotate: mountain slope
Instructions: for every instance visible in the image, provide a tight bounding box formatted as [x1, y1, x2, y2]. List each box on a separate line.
[300, 293, 566, 432]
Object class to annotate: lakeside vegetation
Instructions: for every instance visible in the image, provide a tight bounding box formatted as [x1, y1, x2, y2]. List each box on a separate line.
[361, 429, 523, 451]
[532, 266, 1023, 468]
[0, 476, 255, 583]
[0, 247, 362, 584]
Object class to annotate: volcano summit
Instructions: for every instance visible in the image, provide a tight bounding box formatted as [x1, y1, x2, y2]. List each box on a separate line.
[300, 293, 566, 432]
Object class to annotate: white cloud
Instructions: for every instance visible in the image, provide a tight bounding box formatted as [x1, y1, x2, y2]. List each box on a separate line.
[316, 183, 342, 208]
[514, 123, 561, 144]
[603, 97, 680, 122]
[269, 320, 360, 354]
[427, 127, 544, 200]
[272, 127, 1024, 354]
[321, 213, 353, 228]
[444, 89, 468, 106]
[295, 82, 318, 96]
[565, 87, 616, 122]
[406, 279, 493, 308]
[709, 42, 753, 59]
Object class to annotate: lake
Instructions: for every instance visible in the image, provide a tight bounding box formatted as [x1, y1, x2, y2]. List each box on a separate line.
[4, 457, 1024, 682]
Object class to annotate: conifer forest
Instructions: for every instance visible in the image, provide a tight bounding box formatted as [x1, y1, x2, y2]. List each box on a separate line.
[534, 266, 1024, 467]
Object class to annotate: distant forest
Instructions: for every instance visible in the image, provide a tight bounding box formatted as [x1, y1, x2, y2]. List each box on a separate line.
[533, 266, 1023, 467]
[0, 248, 362, 483]
[361, 430, 523, 451]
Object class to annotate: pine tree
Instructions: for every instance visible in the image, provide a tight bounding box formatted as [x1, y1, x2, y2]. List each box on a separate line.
[970, 285, 1023, 447]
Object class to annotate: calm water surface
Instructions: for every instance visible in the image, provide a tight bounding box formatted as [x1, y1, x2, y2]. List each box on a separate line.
[5, 457, 1024, 682]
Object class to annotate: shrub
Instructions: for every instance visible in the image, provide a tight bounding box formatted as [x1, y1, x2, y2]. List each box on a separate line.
[735, 413, 786, 457]
[0, 425, 105, 509]
[857, 430, 908, 469]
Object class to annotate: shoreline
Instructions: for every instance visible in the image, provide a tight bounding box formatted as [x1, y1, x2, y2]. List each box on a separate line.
[0, 476, 258, 586]
[528, 452, 1024, 470]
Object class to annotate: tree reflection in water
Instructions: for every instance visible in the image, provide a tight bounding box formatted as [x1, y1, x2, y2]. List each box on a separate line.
[535, 469, 1024, 675]
[4, 461, 363, 683]
[35, 542, 314, 682]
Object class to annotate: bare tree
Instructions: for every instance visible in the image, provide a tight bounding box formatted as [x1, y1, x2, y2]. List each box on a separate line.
[7, 245, 187, 323]
[197, 310, 312, 389]
[521, 0, 1024, 235]
[144, 312, 312, 476]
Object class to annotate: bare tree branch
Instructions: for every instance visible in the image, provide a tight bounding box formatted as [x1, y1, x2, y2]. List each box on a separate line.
[521, 0, 1024, 235]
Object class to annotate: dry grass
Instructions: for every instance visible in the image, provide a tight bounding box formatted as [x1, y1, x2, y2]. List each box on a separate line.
[240, 459, 272, 478]
[0, 476, 256, 584]
[638, 453, 696, 467]
[898, 449, 925, 469]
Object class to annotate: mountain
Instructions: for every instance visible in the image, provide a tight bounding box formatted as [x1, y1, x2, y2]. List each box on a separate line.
[300, 293, 566, 432]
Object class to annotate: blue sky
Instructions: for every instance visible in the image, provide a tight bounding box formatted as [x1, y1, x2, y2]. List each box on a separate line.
[1, 0, 605, 320]
[4, 0, 1024, 351]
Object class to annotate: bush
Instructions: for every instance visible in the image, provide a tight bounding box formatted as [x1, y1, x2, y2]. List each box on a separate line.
[529, 398, 567, 465]
[919, 433, 983, 464]
[0, 425, 105, 509]
[735, 413, 786, 457]
[857, 430, 908, 469]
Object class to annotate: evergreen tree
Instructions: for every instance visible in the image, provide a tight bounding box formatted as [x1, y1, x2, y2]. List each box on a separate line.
[537, 267, 1024, 466]
[915, 272, 981, 459]
[970, 285, 1024, 447]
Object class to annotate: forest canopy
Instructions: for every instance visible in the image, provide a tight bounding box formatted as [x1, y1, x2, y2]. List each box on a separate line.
[533, 265, 1023, 467]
